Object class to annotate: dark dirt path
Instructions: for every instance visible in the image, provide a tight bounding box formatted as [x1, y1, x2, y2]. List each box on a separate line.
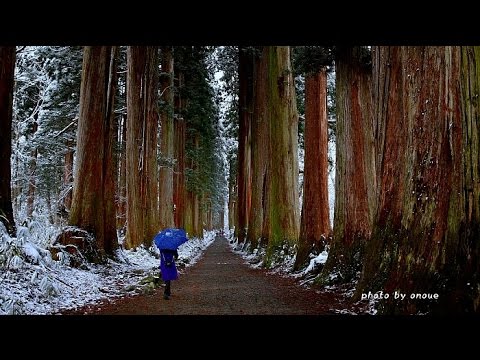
[64, 235, 360, 315]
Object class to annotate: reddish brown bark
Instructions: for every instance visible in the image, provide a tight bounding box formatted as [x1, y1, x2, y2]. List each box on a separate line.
[246, 47, 268, 248]
[357, 46, 467, 314]
[236, 48, 253, 243]
[125, 46, 159, 249]
[294, 69, 331, 270]
[321, 47, 374, 282]
[69, 46, 118, 255]
[0, 46, 16, 236]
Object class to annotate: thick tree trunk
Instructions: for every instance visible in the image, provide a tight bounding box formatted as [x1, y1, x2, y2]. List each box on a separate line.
[236, 48, 254, 243]
[69, 46, 118, 255]
[125, 46, 159, 249]
[459, 46, 480, 313]
[322, 47, 375, 282]
[294, 69, 331, 270]
[159, 46, 175, 230]
[356, 46, 473, 314]
[173, 72, 186, 229]
[27, 120, 38, 218]
[263, 46, 300, 262]
[0, 46, 16, 236]
[246, 47, 268, 248]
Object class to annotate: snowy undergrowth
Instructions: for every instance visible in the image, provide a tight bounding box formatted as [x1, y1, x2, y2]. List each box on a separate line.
[227, 228, 329, 282]
[0, 223, 215, 315]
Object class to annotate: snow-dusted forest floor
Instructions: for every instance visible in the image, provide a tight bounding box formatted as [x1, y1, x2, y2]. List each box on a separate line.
[0, 222, 215, 315]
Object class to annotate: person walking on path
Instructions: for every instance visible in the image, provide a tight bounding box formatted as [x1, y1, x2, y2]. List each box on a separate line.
[160, 248, 178, 300]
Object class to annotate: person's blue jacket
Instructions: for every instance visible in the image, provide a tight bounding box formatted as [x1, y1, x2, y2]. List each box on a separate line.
[160, 249, 178, 281]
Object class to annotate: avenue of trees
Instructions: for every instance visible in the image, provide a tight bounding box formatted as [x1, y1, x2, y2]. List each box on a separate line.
[1, 46, 479, 314]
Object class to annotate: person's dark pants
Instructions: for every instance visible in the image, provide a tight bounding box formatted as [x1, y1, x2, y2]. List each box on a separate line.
[164, 280, 171, 296]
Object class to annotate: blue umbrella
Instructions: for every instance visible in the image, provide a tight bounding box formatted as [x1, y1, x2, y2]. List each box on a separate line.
[154, 228, 188, 250]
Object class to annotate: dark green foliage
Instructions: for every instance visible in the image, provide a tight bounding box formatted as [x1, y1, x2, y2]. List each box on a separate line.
[174, 46, 226, 217]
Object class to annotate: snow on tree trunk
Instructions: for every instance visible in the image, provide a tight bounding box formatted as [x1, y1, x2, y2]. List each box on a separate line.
[159, 46, 175, 229]
[125, 46, 159, 249]
[236, 47, 253, 243]
[294, 69, 331, 270]
[322, 47, 375, 282]
[0, 46, 16, 236]
[263, 46, 300, 262]
[69, 46, 118, 255]
[356, 46, 479, 314]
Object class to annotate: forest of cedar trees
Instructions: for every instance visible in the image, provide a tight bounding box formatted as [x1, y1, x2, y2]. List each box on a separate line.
[0, 46, 479, 314]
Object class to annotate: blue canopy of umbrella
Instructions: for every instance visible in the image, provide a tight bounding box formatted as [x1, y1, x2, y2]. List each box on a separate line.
[154, 228, 188, 250]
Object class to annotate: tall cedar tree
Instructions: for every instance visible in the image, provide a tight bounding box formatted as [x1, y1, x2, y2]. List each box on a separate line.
[125, 46, 159, 248]
[159, 46, 175, 229]
[358, 46, 480, 314]
[321, 47, 375, 282]
[0, 47, 16, 236]
[247, 46, 268, 248]
[236, 47, 253, 243]
[294, 68, 331, 270]
[246, 46, 299, 262]
[69, 46, 118, 254]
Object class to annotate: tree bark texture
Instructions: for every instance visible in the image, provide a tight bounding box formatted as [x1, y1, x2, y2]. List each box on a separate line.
[0, 46, 16, 236]
[125, 46, 159, 248]
[322, 47, 375, 282]
[159, 46, 175, 229]
[263, 46, 300, 261]
[356, 46, 477, 314]
[236, 47, 253, 243]
[69, 46, 118, 255]
[294, 69, 331, 270]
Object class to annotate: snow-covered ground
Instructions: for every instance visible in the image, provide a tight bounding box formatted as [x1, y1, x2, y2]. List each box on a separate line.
[0, 223, 215, 315]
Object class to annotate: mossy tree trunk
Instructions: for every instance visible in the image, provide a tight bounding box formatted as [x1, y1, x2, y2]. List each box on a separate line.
[0, 46, 16, 236]
[159, 46, 175, 229]
[459, 46, 480, 313]
[69, 46, 118, 255]
[321, 47, 375, 282]
[356, 46, 475, 314]
[236, 47, 254, 243]
[294, 68, 331, 270]
[125, 46, 159, 248]
[247, 47, 268, 249]
[263, 46, 300, 262]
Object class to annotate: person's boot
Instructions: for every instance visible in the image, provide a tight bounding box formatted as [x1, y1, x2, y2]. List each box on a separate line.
[163, 293, 170, 300]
